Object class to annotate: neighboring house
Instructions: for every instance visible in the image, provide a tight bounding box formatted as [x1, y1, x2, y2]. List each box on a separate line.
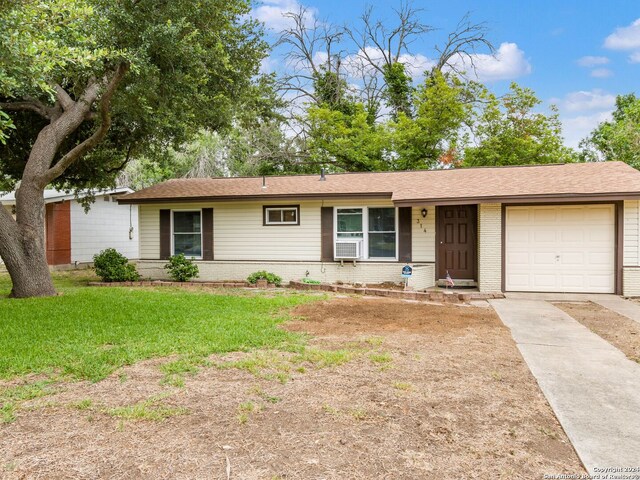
[118, 161, 640, 296]
[1, 188, 139, 266]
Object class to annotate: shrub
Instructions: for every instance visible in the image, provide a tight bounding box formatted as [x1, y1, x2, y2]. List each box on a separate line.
[93, 248, 140, 282]
[164, 254, 199, 282]
[301, 278, 321, 284]
[247, 270, 282, 286]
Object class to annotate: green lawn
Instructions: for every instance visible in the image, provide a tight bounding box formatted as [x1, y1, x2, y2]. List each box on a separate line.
[0, 272, 314, 381]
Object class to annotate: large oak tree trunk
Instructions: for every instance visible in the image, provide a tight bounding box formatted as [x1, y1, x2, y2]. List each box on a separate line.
[0, 64, 128, 298]
[0, 183, 56, 298]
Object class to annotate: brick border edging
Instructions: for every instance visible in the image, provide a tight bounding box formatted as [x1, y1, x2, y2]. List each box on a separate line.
[88, 281, 250, 288]
[86, 280, 505, 303]
[288, 281, 504, 303]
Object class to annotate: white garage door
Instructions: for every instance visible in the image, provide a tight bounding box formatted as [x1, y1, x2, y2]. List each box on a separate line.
[505, 204, 615, 293]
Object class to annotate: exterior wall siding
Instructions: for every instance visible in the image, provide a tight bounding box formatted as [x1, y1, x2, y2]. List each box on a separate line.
[70, 195, 139, 263]
[478, 203, 502, 293]
[411, 206, 435, 262]
[137, 199, 437, 287]
[139, 199, 396, 262]
[623, 200, 640, 296]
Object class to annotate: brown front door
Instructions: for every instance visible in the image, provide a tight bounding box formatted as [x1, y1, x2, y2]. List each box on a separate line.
[436, 205, 477, 280]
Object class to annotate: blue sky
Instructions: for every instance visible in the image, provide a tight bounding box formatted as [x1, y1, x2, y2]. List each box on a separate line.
[252, 0, 640, 148]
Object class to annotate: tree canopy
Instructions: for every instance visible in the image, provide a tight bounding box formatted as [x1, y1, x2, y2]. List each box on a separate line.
[464, 83, 574, 167]
[0, 0, 269, 193]
[0, 0, 271, 297]
[579, 93, 640, 168]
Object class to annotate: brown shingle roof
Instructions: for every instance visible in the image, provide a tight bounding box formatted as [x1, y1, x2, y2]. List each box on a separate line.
[118, 161, 640, 205]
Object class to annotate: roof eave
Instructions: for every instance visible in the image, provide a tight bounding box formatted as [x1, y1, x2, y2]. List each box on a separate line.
[393, 192, 640, 206]
[117, 192, 394, 205]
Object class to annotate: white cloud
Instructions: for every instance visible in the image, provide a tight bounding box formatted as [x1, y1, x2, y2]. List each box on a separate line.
[561, 111, 612, 149]
[604, 18, 640, 50]
[252, 0, 317, 32]
[555, 89, 616, 113]
[397, 53, 435, 77]
[259, 56, 279, 74]
[340, 48, 435, 80]
[447, 42, 532, 82]
[576, 55, 610, 67]
[630, 52, 640, 63]
[590, 68, 613, 78]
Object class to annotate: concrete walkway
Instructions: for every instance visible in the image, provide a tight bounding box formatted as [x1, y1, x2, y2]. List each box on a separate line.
[592, 296, 640, 326]
[489, 299, 640, 475]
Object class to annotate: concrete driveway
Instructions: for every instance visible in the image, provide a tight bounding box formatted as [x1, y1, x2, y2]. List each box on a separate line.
[489, 296, 640, 475]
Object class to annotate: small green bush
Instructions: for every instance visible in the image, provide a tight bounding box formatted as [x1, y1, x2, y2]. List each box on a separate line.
[301, 278, 321, 284]
[247, 270, 282, 286]
[93, 248, 140, 282]
[164, 254, 199, 282]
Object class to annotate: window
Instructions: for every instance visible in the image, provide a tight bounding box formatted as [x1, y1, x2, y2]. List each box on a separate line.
[264, 205, 300, 225]
[368, 208, 396, 258]
[337, 208, 363, 239]
[335, 207, 396, 259]
[173, 210, 202, 257]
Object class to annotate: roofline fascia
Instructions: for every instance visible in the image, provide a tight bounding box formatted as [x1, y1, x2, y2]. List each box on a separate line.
[117, 192, 394, 205]
[392, 192, 640, 206]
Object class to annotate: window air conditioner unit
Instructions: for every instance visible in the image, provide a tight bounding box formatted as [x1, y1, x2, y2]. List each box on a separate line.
[334, 240, 362, 260]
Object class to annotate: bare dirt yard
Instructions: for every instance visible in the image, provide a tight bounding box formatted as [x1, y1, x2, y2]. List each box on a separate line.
[555, 301, 640, 363]
[1, 296, 583, 479]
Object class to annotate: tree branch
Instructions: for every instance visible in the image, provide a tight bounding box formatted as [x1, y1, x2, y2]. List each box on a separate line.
[42, 63, 130, 184]
[0, 100, 51, 119]
[54, 84, 75, 111]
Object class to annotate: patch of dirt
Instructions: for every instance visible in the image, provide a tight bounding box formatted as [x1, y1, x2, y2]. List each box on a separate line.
[0, 297, 584, 479]
[289, 297, 499, 335]
[555, 301, 640, 363]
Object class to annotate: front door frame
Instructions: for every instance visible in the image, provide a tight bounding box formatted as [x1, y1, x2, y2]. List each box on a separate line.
[435, 204, 478, 282]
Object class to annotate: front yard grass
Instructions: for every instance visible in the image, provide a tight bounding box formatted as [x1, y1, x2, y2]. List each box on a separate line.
[0, 271, 314, 381]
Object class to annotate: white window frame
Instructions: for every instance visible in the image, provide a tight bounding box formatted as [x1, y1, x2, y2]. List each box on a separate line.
[171, 209, 203, 259]
[264, 206, 299, 225]
[334, 206, 398, 261]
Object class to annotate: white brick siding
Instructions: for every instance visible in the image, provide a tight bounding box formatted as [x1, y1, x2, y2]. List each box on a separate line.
[406, 264, 436, 290]
[623, 200, 640, 296]
[137, 259, 432, 286]
[478, 203, 502, 293]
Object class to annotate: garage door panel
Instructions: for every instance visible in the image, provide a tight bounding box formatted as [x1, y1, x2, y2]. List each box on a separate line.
[506, 205, 615, 293]
[588, 252, 615, 265]
[533, 252, 558, 265]
[532, 274, 558, 289]
[560, 229, 584, 243]
[561, 275, 585, 289]
[507, 252, 530, 265]
[559, 208, 586, 222]
[534, 230, 557, 242]
[588, 275, 615, 289]
[560, 252, 584, 265]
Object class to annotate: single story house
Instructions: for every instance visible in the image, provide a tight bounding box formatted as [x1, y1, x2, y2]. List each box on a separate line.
[118, 161, 640, 296]
[1, 188, 139, 266]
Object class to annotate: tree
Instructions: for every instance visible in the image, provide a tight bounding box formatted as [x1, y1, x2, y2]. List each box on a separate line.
[0, 0, 267, 297]
[464, 83, 575, 167]
[390, 72, 475, 170]
[579, 93, 640, 168]
[306, 103, 389, 171]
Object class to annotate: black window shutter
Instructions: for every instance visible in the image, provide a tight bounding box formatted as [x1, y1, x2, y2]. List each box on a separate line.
[159, 209, 171, 260]
[321, 207, 334, 262]
[202, 208, 214, 261]
[398, 207, 412, 262]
